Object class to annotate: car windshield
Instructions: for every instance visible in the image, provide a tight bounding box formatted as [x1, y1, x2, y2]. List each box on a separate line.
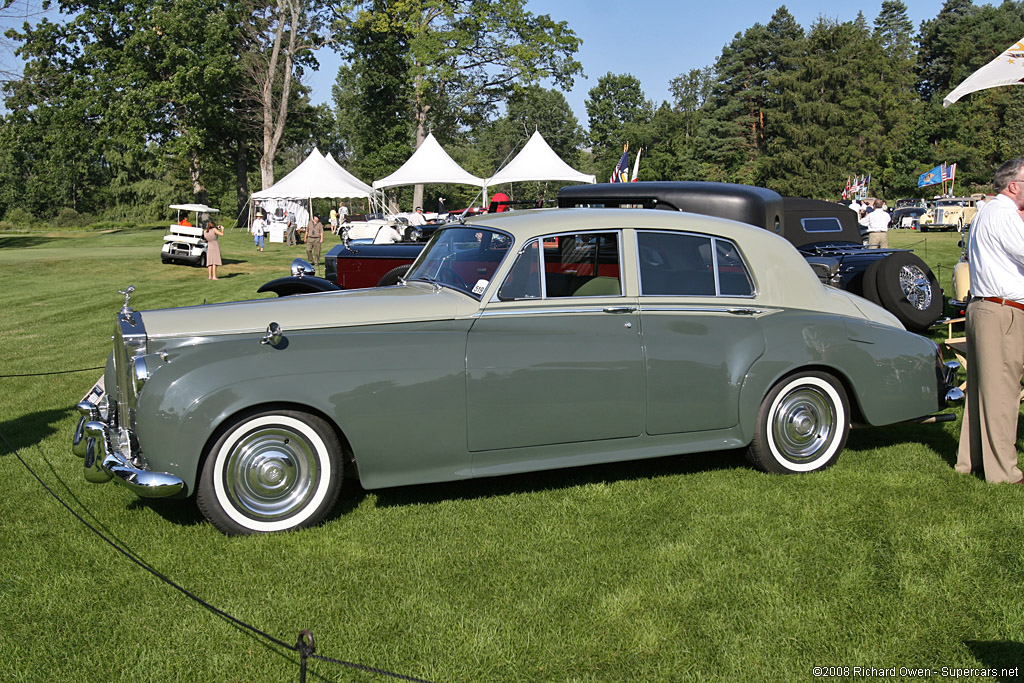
[404, 226, 513, 298]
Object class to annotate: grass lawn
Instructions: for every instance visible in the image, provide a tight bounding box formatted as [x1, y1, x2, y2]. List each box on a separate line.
[2, 226, 1023, 682]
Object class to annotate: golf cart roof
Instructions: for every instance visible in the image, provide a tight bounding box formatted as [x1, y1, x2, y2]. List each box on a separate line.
[169, 203, 220, 213]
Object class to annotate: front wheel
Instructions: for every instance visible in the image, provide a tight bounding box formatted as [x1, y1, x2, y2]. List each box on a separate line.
[197, 409, 343, 535]
[746, 371, 849, 474]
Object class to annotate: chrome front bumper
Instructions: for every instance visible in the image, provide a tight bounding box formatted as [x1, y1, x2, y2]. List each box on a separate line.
[943, 360, 965, 407]
[72, 394, 184, 499]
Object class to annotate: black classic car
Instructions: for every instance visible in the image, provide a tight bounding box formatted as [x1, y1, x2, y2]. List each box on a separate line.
[556, 182, 943, 332]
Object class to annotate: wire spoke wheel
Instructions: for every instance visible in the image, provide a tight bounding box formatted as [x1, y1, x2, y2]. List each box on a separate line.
[898, 264, 932, 311]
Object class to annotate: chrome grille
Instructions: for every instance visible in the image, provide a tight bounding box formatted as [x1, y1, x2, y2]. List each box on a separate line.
[112, 312, 147, 454]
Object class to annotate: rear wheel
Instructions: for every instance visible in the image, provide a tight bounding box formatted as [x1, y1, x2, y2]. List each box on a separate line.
[746, 371, 849, 474]
[197, 409, 343, 535]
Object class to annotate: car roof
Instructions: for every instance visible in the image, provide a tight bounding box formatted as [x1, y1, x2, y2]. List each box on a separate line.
[458, 207, 851, 314]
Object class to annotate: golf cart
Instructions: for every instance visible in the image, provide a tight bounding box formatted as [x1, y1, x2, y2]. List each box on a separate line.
[161, 203, 220, 266]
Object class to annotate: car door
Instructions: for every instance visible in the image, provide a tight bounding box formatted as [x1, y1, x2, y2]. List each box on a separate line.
[465, 230, 645, 453]
[635, 230, 766, 435]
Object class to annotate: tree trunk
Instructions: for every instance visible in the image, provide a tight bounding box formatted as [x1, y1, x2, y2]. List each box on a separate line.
[412, 82, 430, 211]
[189, 149, 208, 206]
[236, 134, 249, 219]
[259, 0, 300, 190]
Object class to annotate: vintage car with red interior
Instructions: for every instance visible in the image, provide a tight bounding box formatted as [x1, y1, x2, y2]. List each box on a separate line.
[75, 207, 962, 535]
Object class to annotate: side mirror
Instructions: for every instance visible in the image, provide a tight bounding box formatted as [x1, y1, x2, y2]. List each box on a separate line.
[291, 259, 315, 278]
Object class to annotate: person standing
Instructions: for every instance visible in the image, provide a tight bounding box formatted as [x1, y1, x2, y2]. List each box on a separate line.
[285, 211, 297, 246]
[956, 158, 1024, 484]
[204, 222, 224, 280]
[251, 212, 266, 252]
[305, 214, 325, 271]
[864, 199, 891, 248]
[329, 207, 338, 234]
[339, 201, 348, 224]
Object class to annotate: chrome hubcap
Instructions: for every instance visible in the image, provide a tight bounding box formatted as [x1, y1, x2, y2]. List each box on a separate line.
[225, 427, 319, 520]
[772, 387, 836, 462]
[898, 265, 932, 310]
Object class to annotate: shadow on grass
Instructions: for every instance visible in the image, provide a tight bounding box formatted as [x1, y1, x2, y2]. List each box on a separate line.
[846, 419, 960, 467]
[0, 407, 75, 452]
[326, 448, 750, 523]
[964, 641, 1024, 681]
[0, 234, 62, 249]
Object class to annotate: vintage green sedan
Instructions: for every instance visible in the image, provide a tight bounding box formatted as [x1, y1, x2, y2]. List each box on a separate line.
[73, 208, 961, 534]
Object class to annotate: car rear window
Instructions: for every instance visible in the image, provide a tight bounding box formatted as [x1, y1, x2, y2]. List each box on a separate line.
[637, 231, 753, 297]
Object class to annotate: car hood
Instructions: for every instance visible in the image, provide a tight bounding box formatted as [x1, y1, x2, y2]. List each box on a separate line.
[140, 283, 470, 339]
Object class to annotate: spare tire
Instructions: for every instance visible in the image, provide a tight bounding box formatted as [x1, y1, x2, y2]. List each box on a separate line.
[872, 252, 943, 332]
[861, 259, 884, 307]
[377, 264, 410, 287]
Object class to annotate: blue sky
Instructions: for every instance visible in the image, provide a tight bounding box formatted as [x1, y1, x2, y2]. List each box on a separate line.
[307, 0, 944, 125]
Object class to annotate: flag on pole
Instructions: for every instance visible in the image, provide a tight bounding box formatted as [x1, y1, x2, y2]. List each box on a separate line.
[944, 37, 1024, 106]
[942, 163, 957, 182]
[631, 147, 642, 182]
[918, 165, 943, 188]
[609, 144, 629, 183]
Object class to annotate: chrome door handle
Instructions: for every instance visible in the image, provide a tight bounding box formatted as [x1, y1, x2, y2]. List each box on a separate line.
[727, 308, 763, 316]
[603, 306, 636, 314]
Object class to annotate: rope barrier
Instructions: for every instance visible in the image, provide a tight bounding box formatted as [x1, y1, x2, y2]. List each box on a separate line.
[0, 427, 436, 683]
[0, 366, 104, 378]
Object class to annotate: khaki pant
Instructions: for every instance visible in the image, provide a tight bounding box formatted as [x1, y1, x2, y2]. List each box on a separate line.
[867, 231, 888, 248]
[956, 299, 1024, 483]
[306, 239, 322, 268]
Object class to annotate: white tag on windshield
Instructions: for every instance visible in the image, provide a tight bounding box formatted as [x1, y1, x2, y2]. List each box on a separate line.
[472, 279, 489, 295]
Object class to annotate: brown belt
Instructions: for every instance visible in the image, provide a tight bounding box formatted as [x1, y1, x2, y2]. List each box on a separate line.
[981, 296, 1024, 312]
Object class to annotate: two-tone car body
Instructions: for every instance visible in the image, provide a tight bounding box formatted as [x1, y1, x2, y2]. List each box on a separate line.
[74, 208, 962, 534]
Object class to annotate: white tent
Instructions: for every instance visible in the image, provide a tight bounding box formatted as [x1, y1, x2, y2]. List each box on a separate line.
[373, 133, 487, 190]
[486, 130, 595, 186]
[252, 148, 372, 200]
[944, 36, 1024, 106]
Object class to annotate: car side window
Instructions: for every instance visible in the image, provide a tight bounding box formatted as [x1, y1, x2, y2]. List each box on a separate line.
[497, 231, 622, 300]
[498, 240, 541, 300]
[637, 231, 753, 297]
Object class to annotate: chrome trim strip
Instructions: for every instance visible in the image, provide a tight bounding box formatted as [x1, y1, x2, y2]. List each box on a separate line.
[639, 305, 772, 314]
[478, 306, 633, 318]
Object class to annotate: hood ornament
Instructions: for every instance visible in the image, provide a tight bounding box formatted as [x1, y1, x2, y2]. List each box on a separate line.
[118, 286, 136, 322]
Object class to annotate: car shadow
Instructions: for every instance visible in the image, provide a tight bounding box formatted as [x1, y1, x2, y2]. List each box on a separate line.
[0, 407, 76, 453]
[963, 641, 1024, 681]
[845, 418, 961, 468]
[327, 448, 750, 521]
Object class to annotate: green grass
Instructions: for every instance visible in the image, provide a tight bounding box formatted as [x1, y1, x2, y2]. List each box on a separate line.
[2, 228, 1023, 682]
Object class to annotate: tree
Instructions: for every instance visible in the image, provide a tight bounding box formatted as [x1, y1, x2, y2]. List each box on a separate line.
[696, 6, 804, 184]
[239, 0, 332, 189]
[3, 0, 242, 214]
[585, 72, 653, 179]
[337, 0, 582, 208]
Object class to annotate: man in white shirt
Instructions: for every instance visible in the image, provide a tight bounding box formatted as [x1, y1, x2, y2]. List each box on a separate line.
[956, 158, 1024, 484]
[864, 199, 891, 248]
[407, 207, 427, 226]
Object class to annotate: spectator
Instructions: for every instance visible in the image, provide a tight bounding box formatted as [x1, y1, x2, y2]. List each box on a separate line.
[285, 211, 298, 246]
[306, 214, 325, 271]
[864, 199, 891, 248]
[956, 158, 1024, 484]
[251, 212, 267, 252]
[204, 222, 224, 280]
[329, 207, 338, 234]
[407, 207, 427, 226]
